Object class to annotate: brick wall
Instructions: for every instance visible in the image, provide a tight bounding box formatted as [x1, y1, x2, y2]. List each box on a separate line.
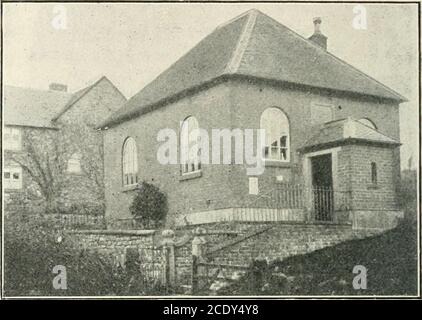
[227, 79, 401, 210]
[338, 144, 399, 211]
[103, 77, 401, 227]
[103, 83, 236, 226]
[55, 77, 127, 210]
[206, 223, 381, 267]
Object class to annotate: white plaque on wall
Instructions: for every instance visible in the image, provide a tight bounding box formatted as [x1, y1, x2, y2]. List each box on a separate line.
[249, 177, 259, 195]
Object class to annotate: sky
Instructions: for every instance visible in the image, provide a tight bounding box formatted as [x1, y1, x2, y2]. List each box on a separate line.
[3, 3, 419, 169]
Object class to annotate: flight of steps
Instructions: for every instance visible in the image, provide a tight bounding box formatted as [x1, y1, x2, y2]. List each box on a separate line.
[184, 222, 382, 294]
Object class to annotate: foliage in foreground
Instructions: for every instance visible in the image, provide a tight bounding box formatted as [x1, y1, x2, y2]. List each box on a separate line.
[220, 221, 417, 295]
[129, 181, 168, 229]
[4, 219, 174, 296]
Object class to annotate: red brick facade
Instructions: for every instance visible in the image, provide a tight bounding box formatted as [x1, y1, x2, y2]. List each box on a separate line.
[103, 78, 402, 229]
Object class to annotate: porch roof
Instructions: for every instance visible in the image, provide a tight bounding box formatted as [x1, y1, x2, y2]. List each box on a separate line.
[299, 117, 401, 153]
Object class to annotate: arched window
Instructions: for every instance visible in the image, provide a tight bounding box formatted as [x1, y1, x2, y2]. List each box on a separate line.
[122, 137, 138, 186]
[358, 118, 377, 130]
[67, 153, 81, 174]
[180, 116, 201, 174]
[260, 107, 290, 161]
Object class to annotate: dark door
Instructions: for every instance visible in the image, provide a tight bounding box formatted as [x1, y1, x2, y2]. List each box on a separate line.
[311, 154, 333, 221]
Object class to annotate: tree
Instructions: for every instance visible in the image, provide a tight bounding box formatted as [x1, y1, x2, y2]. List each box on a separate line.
[11, 129, 68, 213]
[10, 123, 105, 214]
[129, 182, 168, 228]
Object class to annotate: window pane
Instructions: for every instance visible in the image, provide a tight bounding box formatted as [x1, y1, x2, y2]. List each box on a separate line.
[67, 154, 81, 173]
[181, 116, 200, 173]
[270, 147, 279, 159]
[4, 172, 10, 179]
[281, 148, 287, 160]
[4, 127, 21, 150]
[280, 136, 287, 147]
[13, 173, 20, 180]
[261, 108, 289, 161]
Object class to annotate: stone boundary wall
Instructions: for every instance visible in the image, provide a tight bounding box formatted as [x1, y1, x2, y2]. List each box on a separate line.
[66, 229, 167, 282]
[206, 223, 382, 267]
[66, 222, 387, 290]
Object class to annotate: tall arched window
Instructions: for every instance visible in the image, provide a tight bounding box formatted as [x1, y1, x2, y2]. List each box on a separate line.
[358, 118, 377, 130]
[260, 107, 290, 161]
[180, 116, 201, 174]
[122, 137, 138, 186]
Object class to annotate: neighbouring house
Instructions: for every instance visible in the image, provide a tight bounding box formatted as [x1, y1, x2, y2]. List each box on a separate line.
[3, 76, 127, 216]
[99, 10, 406, 230]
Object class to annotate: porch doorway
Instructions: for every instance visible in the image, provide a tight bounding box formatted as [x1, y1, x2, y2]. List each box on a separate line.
[311, 153, 334, 221]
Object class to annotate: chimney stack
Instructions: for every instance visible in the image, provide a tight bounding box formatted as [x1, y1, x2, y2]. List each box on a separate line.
[308, 17, 327, 50]
[49, 83, 68, 92]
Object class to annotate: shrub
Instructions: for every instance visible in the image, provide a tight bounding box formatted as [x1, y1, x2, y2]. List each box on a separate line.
[129, 181, 168, 229]
[3, 219, 173, 296]
[399, 170, 417, 223]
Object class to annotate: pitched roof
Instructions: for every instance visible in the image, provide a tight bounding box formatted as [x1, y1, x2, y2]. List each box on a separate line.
[299, 117, 400, 152]
[51, 76, 126, 121]
[100, 9, 406, 129]
[3, 85, 72, 129]
[4, 76, 124, 129]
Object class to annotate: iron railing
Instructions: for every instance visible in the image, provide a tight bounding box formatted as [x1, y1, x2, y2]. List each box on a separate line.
[245, 184, 352, 222]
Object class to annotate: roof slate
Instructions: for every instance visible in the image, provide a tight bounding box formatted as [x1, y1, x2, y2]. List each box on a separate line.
[3, 76, 121, 129]
[3, 86, 72, 129]
[100, 9, 406, 129]
[300, 118, 400, 151]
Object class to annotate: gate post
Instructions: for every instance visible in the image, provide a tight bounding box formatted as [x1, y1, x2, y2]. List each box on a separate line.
[191, 227, 207, 295]
[161, 229, 175, 287]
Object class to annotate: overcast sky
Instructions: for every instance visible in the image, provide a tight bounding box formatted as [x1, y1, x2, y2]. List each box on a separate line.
[3, 3, 419, 169]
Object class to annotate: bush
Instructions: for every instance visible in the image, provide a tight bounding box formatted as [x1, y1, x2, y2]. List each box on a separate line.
[3, 219, 173, 296]
[129, 181, 168, 229]
[399, 170, 417, 223]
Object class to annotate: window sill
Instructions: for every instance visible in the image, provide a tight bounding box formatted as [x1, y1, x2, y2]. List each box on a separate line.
[66, 172, 83, 176]
[4, 188, 23, 192]
[122, 184, 138, 192]
[367, 184, 379, 190]
[263, 160, 291, 168]
[4, 149, 24, 153]
[179, 170, 202, 181]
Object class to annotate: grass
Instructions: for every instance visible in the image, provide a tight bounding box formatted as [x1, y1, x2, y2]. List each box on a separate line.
[221, 220, 418, 296]
[269, 221, 418, 296]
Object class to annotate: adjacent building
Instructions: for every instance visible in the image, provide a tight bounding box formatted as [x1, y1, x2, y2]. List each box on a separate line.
[3, 76, 127, 215]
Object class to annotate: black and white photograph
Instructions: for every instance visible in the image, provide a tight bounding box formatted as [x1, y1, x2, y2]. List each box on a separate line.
[1, 1, 420, 300]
